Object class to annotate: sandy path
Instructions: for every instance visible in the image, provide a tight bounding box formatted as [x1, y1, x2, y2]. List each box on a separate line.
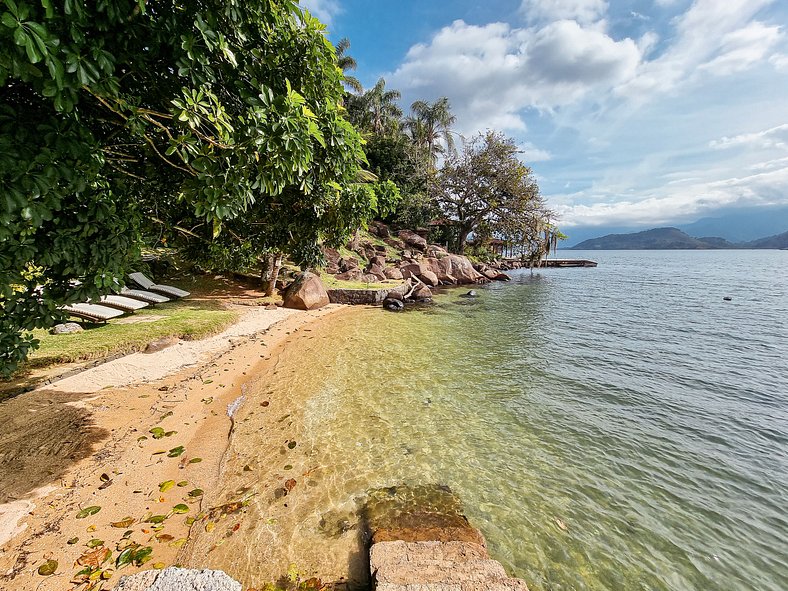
[0, 304, 349, 591]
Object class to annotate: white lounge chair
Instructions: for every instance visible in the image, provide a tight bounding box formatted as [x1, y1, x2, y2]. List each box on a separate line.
[128, 273, 190, 298]
[95, 295, 150, 312]
[118, 286, 171, 304]
[62, 303, 125, 323]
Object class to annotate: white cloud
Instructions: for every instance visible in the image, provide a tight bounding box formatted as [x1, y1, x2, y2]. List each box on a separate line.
[520, 0, 608, 25]
[299, 0, 341, 26]
[770, 53, 788, 71]
[698, 21, 782, 76]
[556, 163, 788, 227]
[519, 142, 553, 162]
[389, 19, 641, 133]
[617, 0, 778, 99]
[710, 123, 788, 150]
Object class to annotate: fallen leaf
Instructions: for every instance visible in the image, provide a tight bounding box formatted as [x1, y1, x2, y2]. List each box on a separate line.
[170, 538, 187, 548]
[111, 517, 135, 529]
[284, 479, 297, 492]
[159, 480, 176, 492]
[155, 533, 175, 543]
[76, 506, 101, 519]
[188, 489, 204, 498]
[100, 473, 110, 482]
[86, 539, 104, 548]
[172, 504, 189, 514]
[67, 537, 79, 545]
[37, 559, 58, 576]
[177, 481, 188, 487]
[147, 515, 167, 524]
[287, 441, 297, 449]
[78, 547, 111, 568]
[168, 446, 185, 457]
[150, 427, 165, 439]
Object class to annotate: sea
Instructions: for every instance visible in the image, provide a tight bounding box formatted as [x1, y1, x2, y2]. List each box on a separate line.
[222, 250, 788, 590]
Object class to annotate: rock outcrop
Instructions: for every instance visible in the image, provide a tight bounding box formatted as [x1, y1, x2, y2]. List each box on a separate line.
[282, 272, 330, 310]
[364, 485, 529, 591]
[398, 230, 428, 251]
[113, 567, 241, 591]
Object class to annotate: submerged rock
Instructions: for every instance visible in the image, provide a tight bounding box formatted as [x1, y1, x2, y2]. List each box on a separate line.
[383, 298, 405, 312]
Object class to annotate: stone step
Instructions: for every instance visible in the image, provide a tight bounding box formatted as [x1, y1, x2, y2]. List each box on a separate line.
[375, 580, 530, 591]
[370, 541, 489, 568]
[375, 559, 510, 585]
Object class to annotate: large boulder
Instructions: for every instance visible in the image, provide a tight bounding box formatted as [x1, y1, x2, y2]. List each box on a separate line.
[398, 230, 428, 251]
[383, 267, 404, 280]
[426, 244, 449, 258]
[283, 272, 330, 310]
[411, 284, 433, 302]
[474, 263, 511, 281]
[420, 270, 439, 287]
[443, 255, 486, 284]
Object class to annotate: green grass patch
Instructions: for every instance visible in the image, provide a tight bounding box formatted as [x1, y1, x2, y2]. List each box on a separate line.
[25, 299, 239, 370]
[321, 275, 404, 291]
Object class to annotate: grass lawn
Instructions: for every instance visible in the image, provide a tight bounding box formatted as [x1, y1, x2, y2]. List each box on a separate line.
[25, 298, 239, 369]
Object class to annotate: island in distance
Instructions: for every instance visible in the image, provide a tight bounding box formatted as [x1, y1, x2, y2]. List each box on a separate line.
[570, 227, 788, 250]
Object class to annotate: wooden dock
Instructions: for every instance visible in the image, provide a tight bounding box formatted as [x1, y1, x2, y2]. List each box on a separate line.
[503, 258, 598, 268]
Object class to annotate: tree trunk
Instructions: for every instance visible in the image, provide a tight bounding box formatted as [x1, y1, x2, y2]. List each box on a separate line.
[456, 227, 471, 254]
[261, 252, 284, 297]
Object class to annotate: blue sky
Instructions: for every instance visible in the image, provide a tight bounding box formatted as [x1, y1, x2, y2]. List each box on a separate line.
[300, 0, 788, 235]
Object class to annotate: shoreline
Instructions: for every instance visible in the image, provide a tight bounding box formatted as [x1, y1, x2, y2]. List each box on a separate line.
[0, 303, 359, 590]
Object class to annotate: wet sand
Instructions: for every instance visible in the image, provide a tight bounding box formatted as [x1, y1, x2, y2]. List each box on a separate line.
[0, 304, 354, 590]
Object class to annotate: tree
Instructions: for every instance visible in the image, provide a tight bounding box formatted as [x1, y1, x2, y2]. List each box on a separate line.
[346, 77, 402, 136]
[0, 0, 374, 375]
[335, 37, 362, 94]
[435, 131, 550, 254]
[407, 97, 457, 168]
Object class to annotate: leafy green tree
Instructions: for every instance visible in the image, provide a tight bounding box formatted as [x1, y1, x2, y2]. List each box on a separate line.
[435, 131, 550, 254]
[0, 0, 373, 375]
[346, 77, 402, 136]
[407, 97, 457, 167]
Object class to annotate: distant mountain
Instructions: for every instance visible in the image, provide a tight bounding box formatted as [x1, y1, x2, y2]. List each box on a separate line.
[743, 230, 788, 249]
[678, 207, 788, 242]
[570, 227, 736, 250]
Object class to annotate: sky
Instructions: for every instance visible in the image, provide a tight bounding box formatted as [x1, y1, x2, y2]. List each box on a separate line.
[300, 0, 788, 235]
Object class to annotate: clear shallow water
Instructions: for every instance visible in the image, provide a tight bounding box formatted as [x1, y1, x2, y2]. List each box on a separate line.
[266, 250, 787, 590]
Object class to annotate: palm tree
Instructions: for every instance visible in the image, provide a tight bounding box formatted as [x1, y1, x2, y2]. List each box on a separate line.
[362, 78, 402, 136]
[407, 97, 456, 167]
[335, 37, 362, 94]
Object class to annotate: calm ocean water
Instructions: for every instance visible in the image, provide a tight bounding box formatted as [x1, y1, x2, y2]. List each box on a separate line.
[240, 250, 788, 590]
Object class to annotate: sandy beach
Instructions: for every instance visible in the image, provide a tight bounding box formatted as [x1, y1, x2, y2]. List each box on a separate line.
[0, 303, 353, 591]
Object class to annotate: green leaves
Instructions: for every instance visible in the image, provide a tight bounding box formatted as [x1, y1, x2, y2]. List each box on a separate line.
[76, 506, 101, 519]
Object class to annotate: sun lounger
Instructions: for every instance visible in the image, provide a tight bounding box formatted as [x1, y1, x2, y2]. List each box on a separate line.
[128, 272, 190, 298]
[119, 287, 171, 304]
[62, 303, 125, 323]
[95, 295, 150, 312]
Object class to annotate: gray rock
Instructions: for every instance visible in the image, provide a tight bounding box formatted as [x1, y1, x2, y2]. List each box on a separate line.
[144, 336, 179, 353]
[50, 322, 83, 335]
[459, 290, 478, 298]
[113, 567, 241, 591]
[383, 298, 405, 312]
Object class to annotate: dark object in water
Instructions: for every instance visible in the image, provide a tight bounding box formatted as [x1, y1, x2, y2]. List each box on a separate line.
[459, 290, 478, 299]
[723, 296, 732, 301]
[383, 297, 405, 312]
